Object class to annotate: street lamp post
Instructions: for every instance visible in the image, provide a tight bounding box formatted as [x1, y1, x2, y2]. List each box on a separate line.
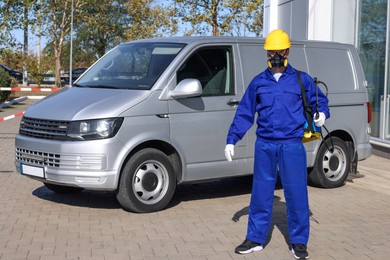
[69, 0, 74, 85]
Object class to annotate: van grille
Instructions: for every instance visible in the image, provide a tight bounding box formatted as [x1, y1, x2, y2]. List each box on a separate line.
[16, 148, 60, 167]
[15, 148, 106, 170]
[19, 117, 70, 140]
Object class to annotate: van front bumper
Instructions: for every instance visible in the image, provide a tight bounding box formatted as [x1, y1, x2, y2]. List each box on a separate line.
[15, 134, 122, 190]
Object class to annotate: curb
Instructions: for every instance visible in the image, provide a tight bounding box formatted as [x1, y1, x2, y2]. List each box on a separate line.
[0, 96, 28, 109]
[0, 87, 60, 92]
[0, 111, 25, 122]
[0, 96, 45, 123]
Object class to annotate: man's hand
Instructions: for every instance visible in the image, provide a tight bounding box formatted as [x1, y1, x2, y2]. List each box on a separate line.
[224, 144, 235, 161]
[314, 112, 326, 127]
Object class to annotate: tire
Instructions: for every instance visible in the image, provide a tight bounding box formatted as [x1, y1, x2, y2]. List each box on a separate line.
[309, 137, 350, 188]
[44, 183, 83, 194]
[116, 148, 176, 213]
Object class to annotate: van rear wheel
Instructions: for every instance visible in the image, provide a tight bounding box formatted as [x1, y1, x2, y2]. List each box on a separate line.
[309, 137, 350, 188]
[116, 148, 176, 213]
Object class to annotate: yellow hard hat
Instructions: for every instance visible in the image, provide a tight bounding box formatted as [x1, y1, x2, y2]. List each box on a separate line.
[264, 29, 291, 50]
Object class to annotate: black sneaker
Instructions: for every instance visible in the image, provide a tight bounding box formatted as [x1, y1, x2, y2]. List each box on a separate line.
[291, 244, 309, 259]
[235, 239, 263, 254]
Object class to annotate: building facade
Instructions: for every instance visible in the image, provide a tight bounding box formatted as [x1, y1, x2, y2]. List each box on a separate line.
[264, 0, 390, 155]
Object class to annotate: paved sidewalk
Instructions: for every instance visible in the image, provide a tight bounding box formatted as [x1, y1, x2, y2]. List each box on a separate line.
[1, 98, 390, 259]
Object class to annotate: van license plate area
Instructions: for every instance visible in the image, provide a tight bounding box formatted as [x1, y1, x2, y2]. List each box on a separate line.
[20, 164, 45, 178]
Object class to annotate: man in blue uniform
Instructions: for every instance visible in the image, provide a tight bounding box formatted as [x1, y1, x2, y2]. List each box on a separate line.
[225, 29, 330, 259]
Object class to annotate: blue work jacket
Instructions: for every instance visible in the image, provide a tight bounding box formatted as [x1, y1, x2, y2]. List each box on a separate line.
[227, 64, 330, 144]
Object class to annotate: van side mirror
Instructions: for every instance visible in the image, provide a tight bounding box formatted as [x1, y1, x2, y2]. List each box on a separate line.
[170, 78, 202, 98]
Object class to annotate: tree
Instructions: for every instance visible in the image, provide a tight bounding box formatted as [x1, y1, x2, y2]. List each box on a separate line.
[60, 39, 96, 71]
[0, 0, 20, 49]
[75, 0, 128, 59]
[0, 0, 39, 85]
[124, 0, 178, 41]
[0, 48, 24, 70]
[41, 0, 85, 87]
[228, 0, 263, 36]
[40, 0, 175, 86]
[27, 52, 52, 87]
[3, 0, 263, 89]
[173, 0, 263, 36]
[0, 68, 12, 101]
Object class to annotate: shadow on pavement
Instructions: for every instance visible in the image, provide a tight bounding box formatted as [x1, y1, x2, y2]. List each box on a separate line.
[32, 186, 121, 209]
[168, 175, 254, 208]
[231, 195, 291, 247]
[31, 175, 255, 211]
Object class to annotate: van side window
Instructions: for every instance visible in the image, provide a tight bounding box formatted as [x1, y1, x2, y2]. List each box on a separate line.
[177, 47, 234, 96]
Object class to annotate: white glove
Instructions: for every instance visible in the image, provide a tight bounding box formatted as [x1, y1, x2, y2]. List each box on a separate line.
[224, 144, 235, 162]
[313, 112, 326, 127]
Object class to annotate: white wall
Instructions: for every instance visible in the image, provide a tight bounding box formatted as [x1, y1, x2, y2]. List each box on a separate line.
[307, 0, 333, 41]
[263, 0, 281, 34]
[332, 0, 356, 44]
[264, 0, 308, 40]
[264, 0, 357, 45]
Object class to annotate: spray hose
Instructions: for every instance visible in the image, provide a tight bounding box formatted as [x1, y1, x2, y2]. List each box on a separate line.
[313, 77, 334, 152]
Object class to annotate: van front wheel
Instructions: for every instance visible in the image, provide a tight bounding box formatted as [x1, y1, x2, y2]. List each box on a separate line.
[116, 148, 176, 213]
[309, 137, 350, 188]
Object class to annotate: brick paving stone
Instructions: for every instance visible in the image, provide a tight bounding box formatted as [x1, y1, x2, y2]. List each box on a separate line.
[1, 98, 390, 259]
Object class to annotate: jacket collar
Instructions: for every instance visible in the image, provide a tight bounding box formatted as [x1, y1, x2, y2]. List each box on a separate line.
[262, 64, 296, 80]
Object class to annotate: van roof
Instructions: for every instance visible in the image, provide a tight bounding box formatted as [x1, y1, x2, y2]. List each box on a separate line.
[126, 36, 354, 50]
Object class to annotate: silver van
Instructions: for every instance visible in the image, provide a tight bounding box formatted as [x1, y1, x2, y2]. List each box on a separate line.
[15, 37, 372, 213]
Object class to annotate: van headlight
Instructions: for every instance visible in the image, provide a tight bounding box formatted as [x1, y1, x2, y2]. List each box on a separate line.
[67, 118, 124, 140]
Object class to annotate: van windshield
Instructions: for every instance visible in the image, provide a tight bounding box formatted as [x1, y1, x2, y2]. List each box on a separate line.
[76, 42, 185, 90]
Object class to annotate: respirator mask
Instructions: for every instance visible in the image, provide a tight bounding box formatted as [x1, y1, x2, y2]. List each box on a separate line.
[267, 51, 288, 68]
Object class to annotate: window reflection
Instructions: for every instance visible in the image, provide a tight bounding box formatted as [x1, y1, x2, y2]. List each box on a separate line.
[358, 0, 387, 138]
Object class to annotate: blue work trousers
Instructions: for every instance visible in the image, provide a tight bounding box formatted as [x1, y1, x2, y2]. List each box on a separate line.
[246, 139, 310, 245]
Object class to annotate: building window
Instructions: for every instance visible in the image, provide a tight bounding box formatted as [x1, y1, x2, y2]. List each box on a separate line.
[358, 0, 388, 139]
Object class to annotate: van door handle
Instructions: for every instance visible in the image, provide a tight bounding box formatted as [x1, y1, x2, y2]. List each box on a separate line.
[227, 99, 240, 106]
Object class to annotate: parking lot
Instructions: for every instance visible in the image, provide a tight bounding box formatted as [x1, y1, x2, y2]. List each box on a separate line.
[1, 98, 390, 260]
